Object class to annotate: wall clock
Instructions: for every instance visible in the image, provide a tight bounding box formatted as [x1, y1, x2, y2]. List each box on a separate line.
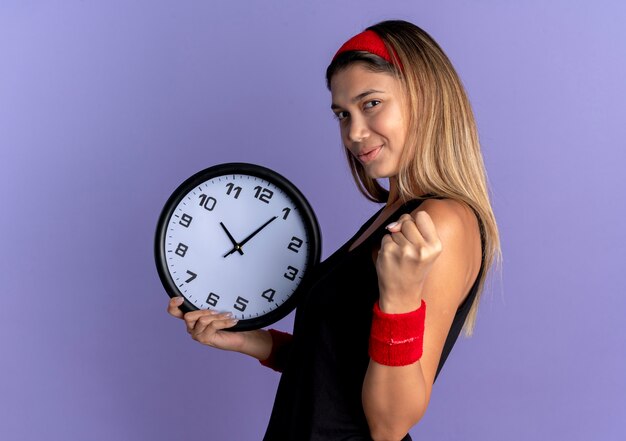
[154, 162, 321, 331]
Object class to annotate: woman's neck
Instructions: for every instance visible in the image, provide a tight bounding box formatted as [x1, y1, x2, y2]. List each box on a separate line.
[385, 176, 427, 209]
[385, 177, 403, 209]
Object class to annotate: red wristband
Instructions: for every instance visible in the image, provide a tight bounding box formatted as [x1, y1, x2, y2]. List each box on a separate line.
[259, 328, 293, 372]
[368, 299, 426, 366]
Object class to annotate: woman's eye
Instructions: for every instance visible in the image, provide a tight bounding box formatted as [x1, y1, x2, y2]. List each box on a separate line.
[364, 100, 381, 109]
[333, 111, 348, 121]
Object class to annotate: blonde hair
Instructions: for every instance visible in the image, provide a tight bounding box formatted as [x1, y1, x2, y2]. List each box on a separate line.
[326, 20, 502, 337]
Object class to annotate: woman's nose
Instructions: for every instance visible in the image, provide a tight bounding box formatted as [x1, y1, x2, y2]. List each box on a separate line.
[347, 116, 370, 143]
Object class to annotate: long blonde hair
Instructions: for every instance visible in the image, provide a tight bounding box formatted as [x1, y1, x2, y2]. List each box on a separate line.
[326, 20, 502, 336]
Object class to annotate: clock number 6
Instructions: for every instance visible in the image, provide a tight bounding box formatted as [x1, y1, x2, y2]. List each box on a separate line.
[206, 292, 220, 307]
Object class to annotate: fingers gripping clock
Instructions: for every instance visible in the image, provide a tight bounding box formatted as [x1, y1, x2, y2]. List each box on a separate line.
[154, 163, 321, 331]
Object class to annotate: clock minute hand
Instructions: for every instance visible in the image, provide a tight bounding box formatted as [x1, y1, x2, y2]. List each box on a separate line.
[220, 222, 243, 256]
[237, 216, 278, 249]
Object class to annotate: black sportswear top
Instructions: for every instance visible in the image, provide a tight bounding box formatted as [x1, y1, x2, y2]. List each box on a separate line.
[263, 196, 485, 441]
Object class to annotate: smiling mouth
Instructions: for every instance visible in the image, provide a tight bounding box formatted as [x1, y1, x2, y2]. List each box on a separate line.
[358, 145, 383, 163]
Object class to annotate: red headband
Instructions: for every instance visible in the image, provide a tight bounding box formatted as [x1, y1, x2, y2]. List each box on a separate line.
[332, 29, 402, 69]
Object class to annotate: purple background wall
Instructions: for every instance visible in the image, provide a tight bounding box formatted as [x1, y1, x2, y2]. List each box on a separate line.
[1, 1, 625, 440]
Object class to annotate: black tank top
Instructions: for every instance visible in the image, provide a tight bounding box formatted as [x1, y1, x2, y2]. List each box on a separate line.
[263, 196, 485, 441]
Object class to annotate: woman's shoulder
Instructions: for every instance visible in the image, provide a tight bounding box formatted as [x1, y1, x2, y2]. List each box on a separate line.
[412, 197, 477, 231]
[384, 195, 479, 244]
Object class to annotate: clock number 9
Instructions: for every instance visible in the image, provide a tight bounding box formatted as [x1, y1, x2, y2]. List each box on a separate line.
[179, 213, 193, 228]
[198, 194, 217, 211]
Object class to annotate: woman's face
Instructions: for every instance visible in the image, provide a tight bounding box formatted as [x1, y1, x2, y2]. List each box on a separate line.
[330, 62, 408, 179]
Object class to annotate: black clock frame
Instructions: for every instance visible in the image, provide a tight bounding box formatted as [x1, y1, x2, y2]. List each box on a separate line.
[154, 162, 322, 331]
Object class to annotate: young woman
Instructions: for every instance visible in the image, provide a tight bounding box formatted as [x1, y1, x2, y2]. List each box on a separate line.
[168, 19, 502, 441]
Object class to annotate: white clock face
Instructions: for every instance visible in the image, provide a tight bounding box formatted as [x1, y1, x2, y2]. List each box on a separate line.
[163, 173, 312, 320]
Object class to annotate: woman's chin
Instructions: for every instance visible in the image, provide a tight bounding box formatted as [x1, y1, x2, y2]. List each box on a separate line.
[363, 164, 394, 180]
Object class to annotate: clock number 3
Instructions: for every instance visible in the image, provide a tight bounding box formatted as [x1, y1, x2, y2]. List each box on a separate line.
[284, 266, 299, 281]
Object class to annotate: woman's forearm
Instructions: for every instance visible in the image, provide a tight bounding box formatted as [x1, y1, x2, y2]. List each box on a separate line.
[362, 359, 427, 441]
[236, 329, 273, 361]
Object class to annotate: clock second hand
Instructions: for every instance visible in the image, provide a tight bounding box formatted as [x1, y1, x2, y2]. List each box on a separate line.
[223, 215, 278, 258]
[220, 222, 244, 256]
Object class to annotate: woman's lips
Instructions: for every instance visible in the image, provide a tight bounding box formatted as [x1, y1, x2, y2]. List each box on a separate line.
[358, 145, 383, 163]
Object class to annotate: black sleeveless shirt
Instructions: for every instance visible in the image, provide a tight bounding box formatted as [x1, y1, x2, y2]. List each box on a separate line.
[263, 196, 485, 441]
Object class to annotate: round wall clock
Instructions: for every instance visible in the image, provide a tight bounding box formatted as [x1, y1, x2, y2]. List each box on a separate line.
[154, 162, 321, 331]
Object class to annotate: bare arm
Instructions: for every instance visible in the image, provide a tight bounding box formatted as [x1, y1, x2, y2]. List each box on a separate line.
[236, 329, 274, 361]
[362, 199, 481, 440]
[166, 298, 291, 369]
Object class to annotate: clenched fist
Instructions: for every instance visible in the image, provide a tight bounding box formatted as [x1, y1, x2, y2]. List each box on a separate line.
[375, 210, 443, 313]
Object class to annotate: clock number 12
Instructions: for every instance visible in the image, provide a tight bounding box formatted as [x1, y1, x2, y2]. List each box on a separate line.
[253, 186, 273, 204]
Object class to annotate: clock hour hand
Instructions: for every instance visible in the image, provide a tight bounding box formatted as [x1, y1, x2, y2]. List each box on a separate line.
[223, 216, 277, 257]
[220, 222, 243, 256]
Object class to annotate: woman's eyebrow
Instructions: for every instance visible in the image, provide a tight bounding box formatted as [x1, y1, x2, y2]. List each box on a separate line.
[331, 89, 386, 110]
